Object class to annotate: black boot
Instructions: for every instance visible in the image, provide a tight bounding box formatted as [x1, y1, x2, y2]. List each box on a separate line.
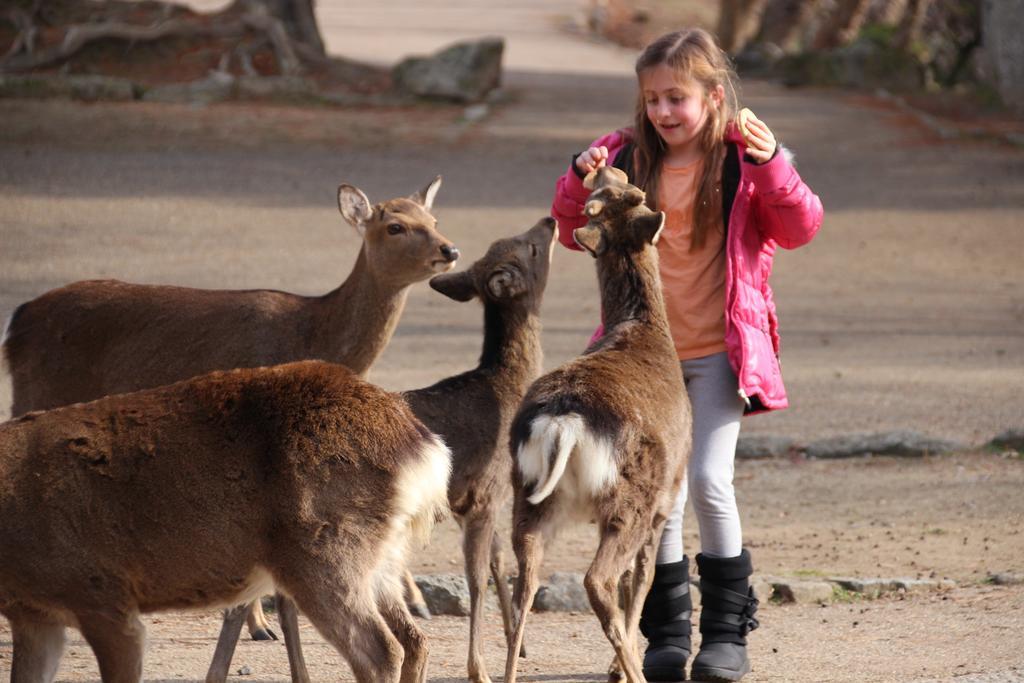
[640, 558, 693, 682]
[690, 549, 759, 682]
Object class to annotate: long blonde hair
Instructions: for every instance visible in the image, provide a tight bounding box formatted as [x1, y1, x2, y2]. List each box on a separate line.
[632, 29, 738, 250]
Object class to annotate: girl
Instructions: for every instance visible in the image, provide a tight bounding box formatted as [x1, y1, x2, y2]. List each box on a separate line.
[551, 28, 823, 682]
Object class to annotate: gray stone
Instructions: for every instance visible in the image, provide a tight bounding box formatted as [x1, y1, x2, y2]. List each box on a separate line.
[0, 74, 136, 101]
[415, 573, 471, 616]
[392, 37, 504, 103]
[989, 572, 1024, 586]
[142, 71, 235, 105]
[236, 76, 316, 101]
[767, 578, 834, 604]
[736, 435, 798, 459]
[533, 572, 590, 613]
[982, 0, 1024, 113]
[828, 576, 954, 597]
[805, 431, 966, 459]
[989, 429, 1024, 452]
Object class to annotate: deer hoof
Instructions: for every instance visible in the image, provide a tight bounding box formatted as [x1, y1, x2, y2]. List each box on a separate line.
[251, 628, 278, 641]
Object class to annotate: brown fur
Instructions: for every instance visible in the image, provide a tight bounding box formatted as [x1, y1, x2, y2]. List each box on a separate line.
[0, 360, 450, 683]
[250, 217, 557, 683]
[504, 168, 692, 683]
[3, 177, 456, 417]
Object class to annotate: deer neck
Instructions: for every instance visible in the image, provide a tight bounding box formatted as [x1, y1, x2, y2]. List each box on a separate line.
[479, 303, 543, 383]
[315, 248, 410, 376]
[598, 249, 670, 333]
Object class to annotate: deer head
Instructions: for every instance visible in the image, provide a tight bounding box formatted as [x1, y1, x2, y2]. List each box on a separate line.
[574, 167, 664, 258]
[429, 216, 557, 311]
[338, 176, 460, 286]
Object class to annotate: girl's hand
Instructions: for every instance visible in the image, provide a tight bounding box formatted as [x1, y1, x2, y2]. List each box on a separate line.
[576, 146, 609, 174]
[740, 112, 777, 164]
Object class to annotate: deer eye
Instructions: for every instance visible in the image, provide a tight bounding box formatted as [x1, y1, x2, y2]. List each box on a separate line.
[386, 223, 404, 235]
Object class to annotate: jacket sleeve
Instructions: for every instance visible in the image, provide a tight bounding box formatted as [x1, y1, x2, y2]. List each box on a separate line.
[744, 147, 824, 250]
[551, 130, 627, 251]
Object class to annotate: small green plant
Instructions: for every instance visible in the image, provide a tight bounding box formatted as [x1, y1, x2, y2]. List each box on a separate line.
[830, 585, 866, 604]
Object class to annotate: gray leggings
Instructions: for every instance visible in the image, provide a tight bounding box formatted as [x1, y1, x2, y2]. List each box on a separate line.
[657, 351, 745, 563]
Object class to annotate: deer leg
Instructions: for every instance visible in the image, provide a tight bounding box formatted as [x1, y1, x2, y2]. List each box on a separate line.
[585, 523, 652, 683]
[378, 580, 429, 683]
[291, 582, 403, 683]
[402, 569, 431, 619]
[504, 509, 547, 683]
[246, 596, 277, 640]
[76, 611, 146, 683]
[276, 594, 312, 683]
[10, 613, 66, 683]
[489, 526, 525, 658]
[205, 603, 248, 683]
[464, 512, 497, 683]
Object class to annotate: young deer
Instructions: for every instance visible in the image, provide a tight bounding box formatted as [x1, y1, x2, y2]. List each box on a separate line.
[0, 359, 450, 683]
[247, 217, 558, 683]
[504, 167, 692, 683]
[1, 177, 455, 642]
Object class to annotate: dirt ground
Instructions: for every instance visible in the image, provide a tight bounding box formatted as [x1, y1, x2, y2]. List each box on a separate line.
[1, 0, 1023, 680]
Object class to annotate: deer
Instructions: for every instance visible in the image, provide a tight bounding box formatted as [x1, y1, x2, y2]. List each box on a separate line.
[221, 216, 558, 683]
[503, 166, 692, 683]
[0, 177, 456, 643]
[0, 359, 451, 683]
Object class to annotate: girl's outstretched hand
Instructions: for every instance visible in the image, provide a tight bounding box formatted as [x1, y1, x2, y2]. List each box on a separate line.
[739, 110, 777, 164]
[576, 146, 609, 174]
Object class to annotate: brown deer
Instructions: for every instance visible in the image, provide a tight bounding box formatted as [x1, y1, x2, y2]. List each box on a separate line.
[2, 176, 456, 416]
[230, 217, 557, 683]
[0, 177, 455, 641]
[0, 359, 451, 683]
[503, 167, 692, 683]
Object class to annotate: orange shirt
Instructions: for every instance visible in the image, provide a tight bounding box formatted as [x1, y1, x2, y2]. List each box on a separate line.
[656, 160, 728, 361]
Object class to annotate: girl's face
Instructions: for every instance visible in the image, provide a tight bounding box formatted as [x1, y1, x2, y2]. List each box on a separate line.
[640, 63, 723, 155]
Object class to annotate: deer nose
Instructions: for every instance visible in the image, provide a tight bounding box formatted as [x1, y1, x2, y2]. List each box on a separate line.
[441, 244, 459, 263]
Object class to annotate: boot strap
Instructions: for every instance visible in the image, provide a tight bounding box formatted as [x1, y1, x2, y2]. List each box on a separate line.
[698, 585, 760, 637]
[641, 610, 692, 640]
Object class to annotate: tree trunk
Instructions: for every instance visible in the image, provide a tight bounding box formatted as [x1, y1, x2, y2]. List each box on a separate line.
[230, 0, 325, 59]
[895, 0, 933, 51]
[757, 0, 821, 53]
[717, 0, 772, 54]
[812, 0, 873, 50]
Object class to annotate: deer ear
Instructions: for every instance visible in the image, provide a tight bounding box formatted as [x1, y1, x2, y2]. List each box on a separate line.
[410, 175, 442, 209]
[623, 187, 646, 206]
[338, 185, 372, 233]
[430, 270, 476, 302]
[487, 269, 526, 300]
[633, 211, 666, 245]
[573, 225, 605, 257]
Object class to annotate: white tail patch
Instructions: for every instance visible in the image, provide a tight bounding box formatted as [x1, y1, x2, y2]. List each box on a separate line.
[1, 313, 12, 421]
[376, 434, 451, 598]
[517, 414, 618, 505]
[393, 434, 452, 546]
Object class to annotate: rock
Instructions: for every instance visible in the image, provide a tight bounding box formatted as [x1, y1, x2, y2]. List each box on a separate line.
[736, 435, 798, 459]
[989, 429, 1024, 452]
[533, 572, 590, 613]
[767, 578, 834, 604]
[414, 573, 471, 616]
[0, 74, 136, 101]
[237, 665, 252, 676]
[828, 576, 954, 597]
[805, 431, 966, 459]
[988, 572, 1024, 586]
[734, 41, 786, 77]
[981, 0, 1024, 113]
[235, 76, 316, 102]
[142, 71, 235, 105]
[392, 37, 504, 103]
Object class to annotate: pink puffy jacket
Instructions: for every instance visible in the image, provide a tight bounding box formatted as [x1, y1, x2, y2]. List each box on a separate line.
[551, 124, 824, 414]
